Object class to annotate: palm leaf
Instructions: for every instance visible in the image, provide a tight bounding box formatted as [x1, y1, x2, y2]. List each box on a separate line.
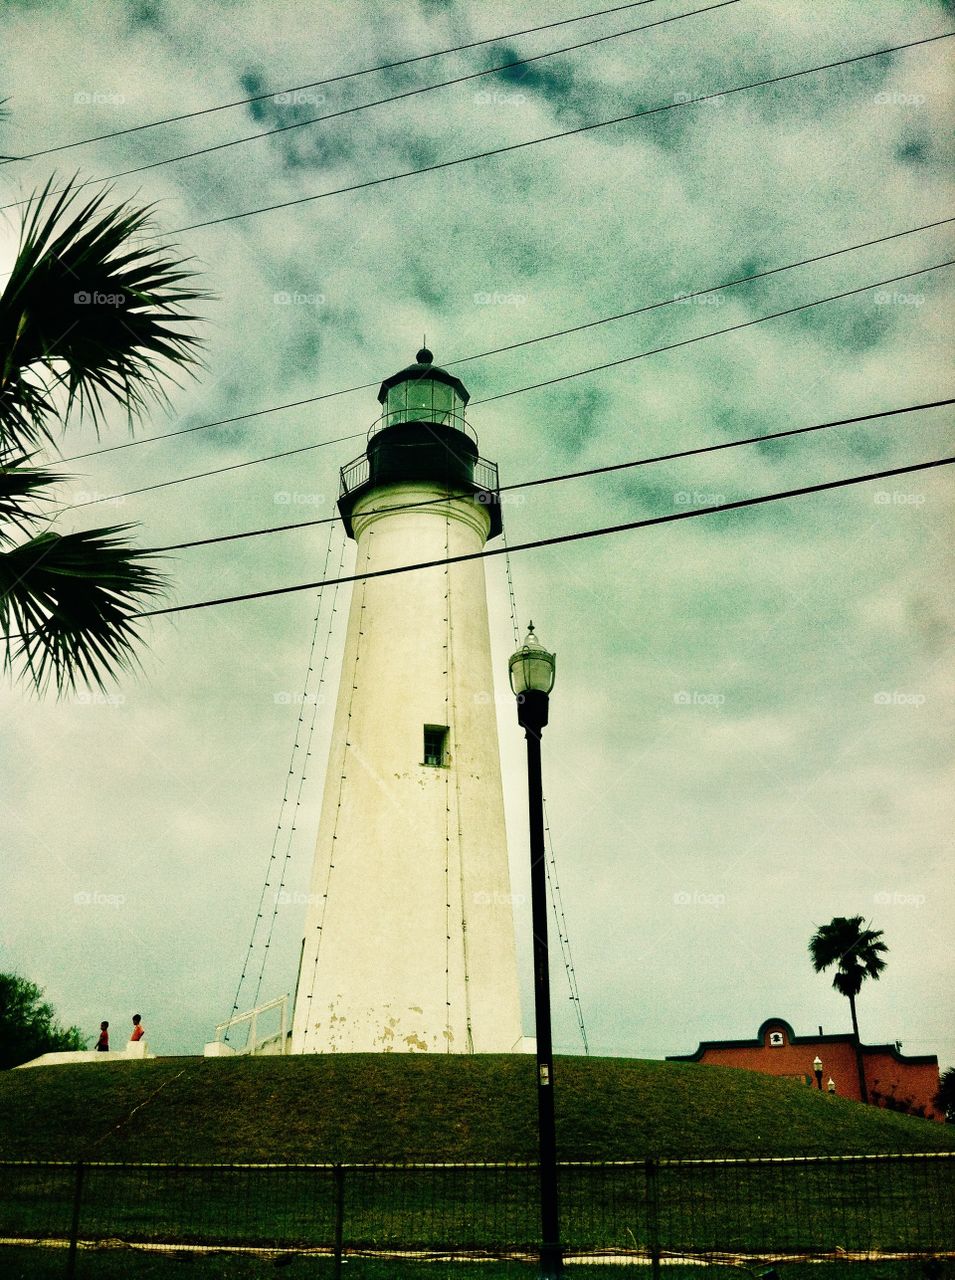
[0, 525, 167, 694]
[0, 455, 62, 543]
[0, 175, 209, 455]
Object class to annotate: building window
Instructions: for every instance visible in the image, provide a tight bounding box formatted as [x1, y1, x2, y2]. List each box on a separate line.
[423, 725, 449, 767]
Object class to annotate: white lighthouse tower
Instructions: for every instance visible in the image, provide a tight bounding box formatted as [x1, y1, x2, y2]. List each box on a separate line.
[290, 349, 524, 1054]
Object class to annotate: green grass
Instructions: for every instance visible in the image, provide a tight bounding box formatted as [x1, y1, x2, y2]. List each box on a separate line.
[2, 1058, 952, 1263]
[2, 1055, 952, 1162]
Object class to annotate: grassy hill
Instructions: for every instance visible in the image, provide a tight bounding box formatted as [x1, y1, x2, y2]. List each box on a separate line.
[2, 1054, 952, 1162]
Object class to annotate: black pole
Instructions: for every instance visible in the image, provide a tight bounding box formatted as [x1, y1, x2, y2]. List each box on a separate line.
[518, 688, 561, 1278]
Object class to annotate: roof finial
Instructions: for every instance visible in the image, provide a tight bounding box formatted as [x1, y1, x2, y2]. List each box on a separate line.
[416, 338, 433, 365]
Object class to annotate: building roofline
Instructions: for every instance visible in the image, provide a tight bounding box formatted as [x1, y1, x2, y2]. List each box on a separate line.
[666, 1016, 939, 1067]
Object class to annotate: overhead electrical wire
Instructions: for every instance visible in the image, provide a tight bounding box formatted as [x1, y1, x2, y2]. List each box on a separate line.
[0, 0, 672, 164]
[49, 214, 955, 466]
[66, 259, 955, 509]
[475, 259, 954, 405]
[164, 32, 954, 235]
[0, 0, 739, 210]
[139, 456, 955, 618]
[147, 399, 955, 554]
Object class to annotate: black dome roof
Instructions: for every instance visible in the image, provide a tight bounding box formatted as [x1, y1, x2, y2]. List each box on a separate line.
[377, 349, 469, 405]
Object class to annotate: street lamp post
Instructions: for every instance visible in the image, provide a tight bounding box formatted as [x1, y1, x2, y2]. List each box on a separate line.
[509, 622, 561, 1279]
[813, 1056, 823, 1091]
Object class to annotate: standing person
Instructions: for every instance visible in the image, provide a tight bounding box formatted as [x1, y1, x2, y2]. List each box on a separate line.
[130, 1014, 145, 1043]
[95, 1021, 109, 1052]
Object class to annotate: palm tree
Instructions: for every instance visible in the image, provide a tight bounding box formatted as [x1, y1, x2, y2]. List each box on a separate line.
[0, 177, 206, 693]
[809, 915, 888, 1103]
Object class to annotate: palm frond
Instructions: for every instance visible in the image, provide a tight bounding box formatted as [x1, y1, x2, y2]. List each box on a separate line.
[0, 525, 167, 694]
[809, 915, 889, 998]
[0, 175, 209, 454]
[0, 454, 63, 543]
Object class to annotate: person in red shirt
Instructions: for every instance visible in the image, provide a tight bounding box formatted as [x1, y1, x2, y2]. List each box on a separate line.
[95, 1021, 109, 1051]
[130, 1014, 144, 1043]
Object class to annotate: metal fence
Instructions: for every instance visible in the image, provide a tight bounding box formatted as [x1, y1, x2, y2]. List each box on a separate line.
[0, 1152, 952, 1274]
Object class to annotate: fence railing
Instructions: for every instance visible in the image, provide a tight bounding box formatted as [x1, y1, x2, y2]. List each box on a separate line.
[0, 1152, 952, 1274]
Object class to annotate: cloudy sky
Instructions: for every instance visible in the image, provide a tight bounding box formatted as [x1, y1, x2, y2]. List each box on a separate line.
[1, 0, 953, 1071]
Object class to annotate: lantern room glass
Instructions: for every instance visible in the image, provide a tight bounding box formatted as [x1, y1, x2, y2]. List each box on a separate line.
[384, 378, 462, 428]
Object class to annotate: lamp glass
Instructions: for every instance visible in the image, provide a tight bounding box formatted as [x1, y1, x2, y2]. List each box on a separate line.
[509, 625, 556, 696]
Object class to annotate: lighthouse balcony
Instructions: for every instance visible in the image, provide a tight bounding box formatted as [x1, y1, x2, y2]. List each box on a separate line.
[339, 440, 502, 540]
[340, 446, 499, 501]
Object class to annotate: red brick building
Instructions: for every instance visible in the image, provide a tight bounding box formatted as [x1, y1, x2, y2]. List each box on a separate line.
[667, 1017, 943, 1122]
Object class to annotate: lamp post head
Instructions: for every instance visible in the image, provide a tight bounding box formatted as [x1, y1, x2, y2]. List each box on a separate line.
[509, 623, 556, 733]
[827, 1077, 836, 1093]
[812, 1056, 823, 1072]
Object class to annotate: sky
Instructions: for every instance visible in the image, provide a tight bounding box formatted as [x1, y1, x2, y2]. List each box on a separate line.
[1, 0, 953, 1074]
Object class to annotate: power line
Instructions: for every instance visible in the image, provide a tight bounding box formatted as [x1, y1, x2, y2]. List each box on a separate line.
[167, 32, 954, 235]
[139, 455, 955, 618]
[0, 0, 738, 211]
[50, 213, 955, 465]
[67, 259, 954, 509]
[148, 399, 954, 554]
[67, 433, 364, 507]
[475, 259, 954, 404]
[0, 0, 669, 164]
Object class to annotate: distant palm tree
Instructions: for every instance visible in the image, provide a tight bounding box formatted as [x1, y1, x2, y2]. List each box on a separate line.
[0, 177, 206, 693]
[809, 915, 888, 1104]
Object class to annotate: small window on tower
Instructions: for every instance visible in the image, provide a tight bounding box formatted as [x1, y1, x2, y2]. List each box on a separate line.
[423, 725, 449, 767]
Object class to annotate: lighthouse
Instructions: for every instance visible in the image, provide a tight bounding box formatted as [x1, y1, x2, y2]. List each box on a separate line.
[290, 349, 524, 1054]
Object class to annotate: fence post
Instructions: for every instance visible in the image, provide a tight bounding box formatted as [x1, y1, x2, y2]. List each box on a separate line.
[65, 1160, 85, 1280]
[333, 1163, 345, 1279]
[646, 1157, 661, 1280]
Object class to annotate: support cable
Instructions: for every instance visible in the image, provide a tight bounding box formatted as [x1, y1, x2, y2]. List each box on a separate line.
[251, 521, 348, 1011]
[543, 797, 590, 1055]
[224, 514, 337, 1038]
[301, 529, 372, 1048]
